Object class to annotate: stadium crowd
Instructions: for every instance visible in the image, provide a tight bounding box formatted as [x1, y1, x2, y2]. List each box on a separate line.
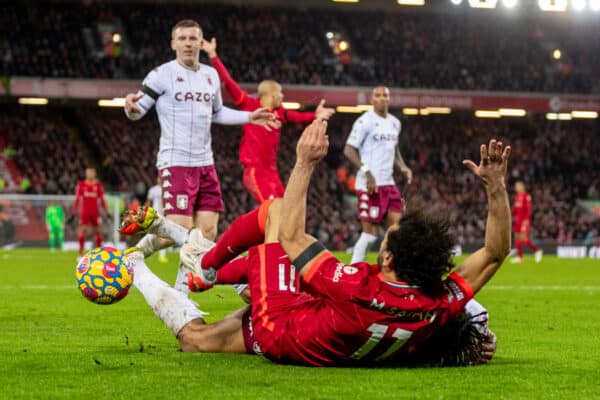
[1, 2, 599, 93]
[0, 105, 597, 247]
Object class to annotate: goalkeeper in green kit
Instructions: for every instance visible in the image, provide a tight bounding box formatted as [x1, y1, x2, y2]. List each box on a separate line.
[46, 202, 65, 251]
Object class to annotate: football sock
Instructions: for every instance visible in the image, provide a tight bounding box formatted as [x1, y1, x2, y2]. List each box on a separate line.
[129, 251, 204, 336]
[350, 232, 377, 264]
[201, 200, 271, 270]
[95, 234, 103, 248]
[136, 234, 161, 258]
[523, 238, 540, 252]
[154, 217, 189, 246]
[174, 268, 191, 294]
[216, 257, 249, 284]
[49, 231, 56, 249]
[515, 240, 523, 259]
[78, 235, 85, 254]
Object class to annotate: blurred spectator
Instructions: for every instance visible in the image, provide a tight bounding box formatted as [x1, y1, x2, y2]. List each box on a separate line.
[2, 2, 599, 93]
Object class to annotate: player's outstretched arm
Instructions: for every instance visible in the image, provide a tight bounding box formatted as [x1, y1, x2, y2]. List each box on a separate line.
[278, 120, 329, 273]
[455, 139, 511, 294]
[285, 99, 335, 124]
[203, 38, 249, 107]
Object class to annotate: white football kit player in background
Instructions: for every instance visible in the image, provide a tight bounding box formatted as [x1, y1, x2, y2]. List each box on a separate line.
[124, 20, 277, 293]
[344, 86, 413, 264]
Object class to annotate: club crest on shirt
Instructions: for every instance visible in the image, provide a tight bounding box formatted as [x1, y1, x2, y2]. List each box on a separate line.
[176, 195, 189, 210]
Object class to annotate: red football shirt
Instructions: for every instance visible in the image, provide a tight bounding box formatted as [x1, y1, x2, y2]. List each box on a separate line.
[264, 252, 474, 366]
[72, 180, 108, 215]
[512, 192, 532, 222]
[210, 56, 315, 168]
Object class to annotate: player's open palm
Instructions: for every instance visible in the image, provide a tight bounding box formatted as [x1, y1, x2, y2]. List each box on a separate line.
[297, 120, 329, 166]
[463, 139, 511, 187]
[125, 93, 143, 114]
[249, 108, 281, 131]
[200, 37, 217, 58]
[315, 99, 335, 121]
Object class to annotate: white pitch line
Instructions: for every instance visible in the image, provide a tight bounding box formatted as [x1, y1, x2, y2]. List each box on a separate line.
[486, 285, 600, 291]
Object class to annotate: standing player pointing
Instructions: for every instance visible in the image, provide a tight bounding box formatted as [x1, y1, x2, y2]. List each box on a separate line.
[344, 86, 413, 264]
[123, 20, 277, 292]
[201, 37, 335, 204]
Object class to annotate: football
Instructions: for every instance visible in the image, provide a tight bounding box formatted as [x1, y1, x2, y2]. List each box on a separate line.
[75, 247, 134, 304]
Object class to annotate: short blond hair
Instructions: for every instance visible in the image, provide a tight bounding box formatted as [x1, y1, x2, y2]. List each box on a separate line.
[257, 80, 280, 98]
[171, 20, 202, 38]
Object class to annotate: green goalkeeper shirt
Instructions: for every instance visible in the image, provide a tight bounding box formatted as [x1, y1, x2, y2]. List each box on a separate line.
[45, 205, 65, 227]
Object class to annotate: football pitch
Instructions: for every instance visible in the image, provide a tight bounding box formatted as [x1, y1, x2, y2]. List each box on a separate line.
[1, 249, 598, 400]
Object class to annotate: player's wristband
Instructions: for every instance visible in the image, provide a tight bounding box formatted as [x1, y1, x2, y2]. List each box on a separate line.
[359, 165, 370, 174]
[292, 241, 327, 272]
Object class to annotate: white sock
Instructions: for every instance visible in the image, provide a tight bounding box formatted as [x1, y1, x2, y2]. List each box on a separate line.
[129, 251, 204, 336]
[159, 249, 167, 258]
[350, 232, 377, 264]
[136, 234, 161, 258]
[154, 218, 189, 246]
[174, 267, 191, 294]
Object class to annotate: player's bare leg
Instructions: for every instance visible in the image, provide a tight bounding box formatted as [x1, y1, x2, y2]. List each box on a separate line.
[386, 211, 402, 227]
[193, 210, 219, 241]
[350, 220, 378, 263]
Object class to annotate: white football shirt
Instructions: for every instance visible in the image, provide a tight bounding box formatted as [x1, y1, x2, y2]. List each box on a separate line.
[146, 184, 163, 214]
[345, 110, 401, 191]
[132, 60, 224, 168]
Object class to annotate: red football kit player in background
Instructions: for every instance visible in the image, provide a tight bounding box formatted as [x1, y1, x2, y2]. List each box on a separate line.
[72, 167, 109, 256]
[201, 38, 335, 204]
[511, 180, 542, 263]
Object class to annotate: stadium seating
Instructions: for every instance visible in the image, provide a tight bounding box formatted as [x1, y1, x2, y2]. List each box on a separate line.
[2, 2, 598, 92]
[1, 105, 597, 246]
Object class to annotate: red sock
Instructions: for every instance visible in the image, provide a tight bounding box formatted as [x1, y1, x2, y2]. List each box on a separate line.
[216, 257, 249, 284]
[523, 238, 540, 252]
[95, 234, 103, 248]
[515, 240, 523, 258]
[78, 235, 85, 255]
[202, 200, 273, 270]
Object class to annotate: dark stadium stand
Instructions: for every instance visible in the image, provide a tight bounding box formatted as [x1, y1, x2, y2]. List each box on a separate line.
[0, 105, 597, 246]
[1, 1, 598, 92]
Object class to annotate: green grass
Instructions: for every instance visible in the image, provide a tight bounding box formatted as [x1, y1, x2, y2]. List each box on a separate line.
[0, 249, 599, 399]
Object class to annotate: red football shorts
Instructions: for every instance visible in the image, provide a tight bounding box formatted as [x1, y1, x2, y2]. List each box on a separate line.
[356, 185, 404, 223]
[514, 219, 531, 234]
[79, 213, 100, 227]
[242, 243, 315, 361]
[158, 165, 224, 216]
[242, 166, 284, 204]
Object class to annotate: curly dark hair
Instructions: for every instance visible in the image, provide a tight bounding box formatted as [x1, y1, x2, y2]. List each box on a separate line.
[385, 207, 456, 296]
[400, 310, 491, 367]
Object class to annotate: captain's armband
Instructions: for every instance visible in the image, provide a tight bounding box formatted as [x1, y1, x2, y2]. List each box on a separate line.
[292, 241, 327, 272]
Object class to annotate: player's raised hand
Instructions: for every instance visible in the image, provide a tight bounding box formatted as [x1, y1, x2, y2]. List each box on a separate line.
[463, 139, 510, 188]
[200, 37, 217, 58]
[249, 108, 281, 131]
[296, 120, 329, 166]
[315, 99, 335, 121]
[125, 93, 144, 114]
